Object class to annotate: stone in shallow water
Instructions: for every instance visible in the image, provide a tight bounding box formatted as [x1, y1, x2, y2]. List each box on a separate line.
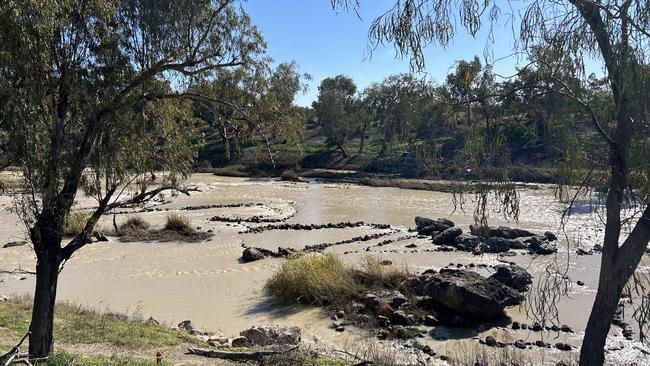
[241, 247, 265, 262]
[422, 268, 522, 321]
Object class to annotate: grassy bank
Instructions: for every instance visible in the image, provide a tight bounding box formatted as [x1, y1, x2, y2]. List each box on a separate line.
[0, 296, 197, 365]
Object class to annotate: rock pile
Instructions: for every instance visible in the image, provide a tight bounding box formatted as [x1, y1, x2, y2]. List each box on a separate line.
[414, 216, 558, 255]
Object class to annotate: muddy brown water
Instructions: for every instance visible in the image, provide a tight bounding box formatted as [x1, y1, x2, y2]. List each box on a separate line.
[0, 173, 648, 365]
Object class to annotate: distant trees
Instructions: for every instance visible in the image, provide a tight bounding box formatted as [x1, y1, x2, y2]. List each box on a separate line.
[0, 0, 268, 358]
[312, 75, 360, 157]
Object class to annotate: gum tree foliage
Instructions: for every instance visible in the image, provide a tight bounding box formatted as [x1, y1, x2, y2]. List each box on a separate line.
[193, 61, 310, 162]
[364, 73, 431, 157]
[312, 75, 360, 157]
[0, 0, 265, 359]
[333, 0, 650, 365]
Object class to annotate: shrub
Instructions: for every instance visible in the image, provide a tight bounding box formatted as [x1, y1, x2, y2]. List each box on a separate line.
[164, 213, 192, 233]
[63, 211, 92, 236]
[280, 169, 302, 182]
[118, 216, 150, 238]
[265, 253, 359, 305]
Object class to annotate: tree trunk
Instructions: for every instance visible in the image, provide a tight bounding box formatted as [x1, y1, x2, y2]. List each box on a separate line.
[358, 121, 368, 154]
[579, 260, 623, 365]
[29, 246, 60, 359]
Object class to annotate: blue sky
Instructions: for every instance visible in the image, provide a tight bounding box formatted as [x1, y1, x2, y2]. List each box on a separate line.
[242, 0, 581, 106]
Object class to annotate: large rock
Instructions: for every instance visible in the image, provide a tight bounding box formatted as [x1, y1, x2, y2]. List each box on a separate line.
[526, 236, 557, 255]
[242, 247, 265, 262]
[481, 237, 510, 253]
[489, 264, 532, 292]
[432, 227, 463, 245]
[470, 225, 537, 239]
[240, 325, 301, 346]
[415, 216, 435, 229]
[422, 269, 522, 320]
[453, 233, 480, 251]
[415, 217, 453, 234]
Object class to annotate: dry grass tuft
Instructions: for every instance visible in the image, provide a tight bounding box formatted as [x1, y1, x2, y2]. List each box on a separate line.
[118, 216, 150, 239]
[164, 213, 193, 233]
[354, 256, 411, 289]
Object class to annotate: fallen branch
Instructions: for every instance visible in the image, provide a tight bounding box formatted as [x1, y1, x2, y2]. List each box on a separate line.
[187, 346, 298, 361]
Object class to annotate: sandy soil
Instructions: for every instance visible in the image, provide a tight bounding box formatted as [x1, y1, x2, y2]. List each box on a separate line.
[0, 173, 648, 365]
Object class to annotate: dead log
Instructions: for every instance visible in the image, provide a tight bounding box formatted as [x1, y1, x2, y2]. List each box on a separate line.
[187, 346, 298, 361]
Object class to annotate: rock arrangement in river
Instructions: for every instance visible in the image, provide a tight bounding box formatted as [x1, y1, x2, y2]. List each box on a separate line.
[414, 216, 558, 255]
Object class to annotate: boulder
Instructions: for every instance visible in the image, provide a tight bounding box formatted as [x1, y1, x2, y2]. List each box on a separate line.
[544, 231, 558, 241]
[415, 217, 453, 234]
[481, 237, 510, 253]
[417, 225, 439, 236]
[178, 320, 194, 332]
[422, 269, 522, 320]
[231, 336, 251, 347]
[242, 248, 265, 262]
[239, 325, 301, 346]
[415, 216, 435, 229]
[470, 225, 537, 239]
[453, 233, 480, 251]
[432, 227, 463, 245]
[489, 264, 532, 292]
[506, 238, 528, 250]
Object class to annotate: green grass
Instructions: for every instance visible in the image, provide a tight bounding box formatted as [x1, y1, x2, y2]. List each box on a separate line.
[47, 352, 166, 366]
[63, 211, 92, 236]
[265, 253, 360, 305]
[0, 296, 196, 351]
[265, 254, 412, 306]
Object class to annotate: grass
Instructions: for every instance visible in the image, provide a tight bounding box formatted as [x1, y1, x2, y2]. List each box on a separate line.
[47, 352, 167, 366]
[118, 214, 210, 243]
[355, 256, 411, 289]
[118, 216, 150, 236]
[265, 253, 360, 305]
[163, 214, 192, 233]
[63, 211, 92, 236]
[265, 254, 411, 306]
[0, 296, 196, 351]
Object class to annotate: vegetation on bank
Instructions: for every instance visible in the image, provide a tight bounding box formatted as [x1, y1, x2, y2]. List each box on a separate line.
[0, 296, 196, 365]
[0, 296, 196, 351]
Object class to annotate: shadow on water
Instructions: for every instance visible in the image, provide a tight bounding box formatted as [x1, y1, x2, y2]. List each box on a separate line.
[429, 314, 512, 341]
[243, 297, 312, 320]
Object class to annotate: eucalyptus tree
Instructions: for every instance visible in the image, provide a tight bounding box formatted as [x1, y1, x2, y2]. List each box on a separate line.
[333, 0, 650, 364]
[312, 75, 359, 157]
[193, 61, 308, 163]
[0, 0, 264, 358]
[364, 73, 430, 156]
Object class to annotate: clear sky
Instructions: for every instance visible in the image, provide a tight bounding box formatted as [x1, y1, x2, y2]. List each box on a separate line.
[242, 0, 591, 106]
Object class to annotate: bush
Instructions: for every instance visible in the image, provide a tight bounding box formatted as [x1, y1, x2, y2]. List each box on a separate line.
[265, 253, 359, 305]
[118, 216, 150, 238]
[63, 211, 92, 236]
[164, 213, 192, 233]
[280, 169, 302, 182]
